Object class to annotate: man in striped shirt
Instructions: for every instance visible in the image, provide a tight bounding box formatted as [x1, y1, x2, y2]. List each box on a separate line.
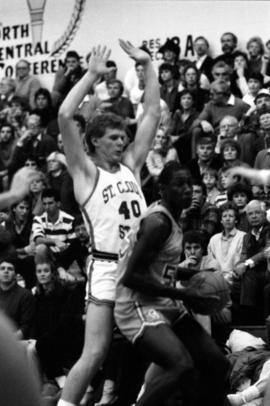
[32, 188, 75, 257]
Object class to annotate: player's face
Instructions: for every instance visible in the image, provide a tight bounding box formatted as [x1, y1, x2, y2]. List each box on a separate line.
[184, 242, 203, 264]
[97, 128, 127, 164]
[166, 170, 192, 210]
[221, 209, 236, 230]
[36, 263, 53, 285]
[0, 262, 16, 284]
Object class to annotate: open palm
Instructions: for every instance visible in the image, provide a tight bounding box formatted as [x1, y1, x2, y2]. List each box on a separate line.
[88, 45, 112, 76]
[119, 39, 151, 64]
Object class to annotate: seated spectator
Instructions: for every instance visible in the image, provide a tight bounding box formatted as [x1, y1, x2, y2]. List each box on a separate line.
[214, 32, 239, 67]
[30, 259, 84, 383]
[180, 180, 211, 232]
[0, 252, 35, 339]
[202, 168, 219, 205]
[10, 113, 57, 173]
[57, 215, 90, 284]
[159, 63, 179, 112]
[211, 60, 231, 83]
[233, 200, 270, 324]
[31, 189, 74, 259]
[188, 131, 222, 181]
[5, 96, 28, 139]
[46, 151, 79, 216]
[230, 52, 249, 98]
[0, 77, 16, 112]
[144, 127, 178, 203]
[193, 36, 213, 83]
[220, 138, 249, 170]
[193, 79, 250, 133]
[32, 88, 58, 138]
[214, 167, 231, 208]
[246, 36, 266, 76]
[51, 50, 85, 107]
[14, 59, 41, 110]
[178, 64, 210, 111]
[94, 60, 118, 101]
[242, 72, 264, 108]
[208, 201, 246, 285]
[169, 89, 199, 164]
[29, 171, 47, 216]
[0, 123, 17, 190]
[158, 38, 181, 80]
[200, 204, 222, 243]
[127, 62, 145, 111]
[243, 88, 270, 131]
[227, 181, 253, 232]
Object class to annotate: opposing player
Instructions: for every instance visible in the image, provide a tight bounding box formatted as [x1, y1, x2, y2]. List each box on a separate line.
[115, 162, 229, 406]
[57, 41, 160, 406]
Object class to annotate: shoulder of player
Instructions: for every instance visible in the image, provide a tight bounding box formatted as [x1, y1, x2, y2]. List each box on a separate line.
[72, 156, 98, 205]
[141, 211, 172, 240]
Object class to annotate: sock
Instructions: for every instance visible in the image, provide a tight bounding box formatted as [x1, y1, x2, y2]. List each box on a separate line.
[57, 400, 77, 406]
[241, 385, 260, 403]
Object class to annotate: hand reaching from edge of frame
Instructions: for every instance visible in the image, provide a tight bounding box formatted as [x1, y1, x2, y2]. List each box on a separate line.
[119, 39, 151, 64]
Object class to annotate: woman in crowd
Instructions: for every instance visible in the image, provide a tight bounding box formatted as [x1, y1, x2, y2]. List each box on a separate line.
[169, 89, 199, 164]
[178, 64, 209, 111]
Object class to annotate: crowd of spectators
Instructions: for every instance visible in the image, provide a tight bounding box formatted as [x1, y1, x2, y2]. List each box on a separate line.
[2, 32, 270, 405]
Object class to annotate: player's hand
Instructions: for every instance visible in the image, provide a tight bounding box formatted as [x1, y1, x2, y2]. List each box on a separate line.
[119, 39, 151, 64]
[10, 167, 38, 201]
[226, 166, 245, 186]
[88, 45, 112, 76]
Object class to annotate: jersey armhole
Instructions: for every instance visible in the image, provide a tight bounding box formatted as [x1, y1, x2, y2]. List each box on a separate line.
[80, 167, 100, 208]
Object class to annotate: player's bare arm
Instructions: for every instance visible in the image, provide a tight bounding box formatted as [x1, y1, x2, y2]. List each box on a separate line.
[120, 40, 161, 179]
[58, 45, 112, 203]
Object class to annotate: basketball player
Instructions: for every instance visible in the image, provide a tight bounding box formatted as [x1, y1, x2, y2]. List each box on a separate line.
[115, 162, 230, 406]
[57, 41, 160, 406]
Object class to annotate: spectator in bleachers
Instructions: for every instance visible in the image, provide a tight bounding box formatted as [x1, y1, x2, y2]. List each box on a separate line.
[188, 131, 222, 181]
[0, 252, 35, 339]
[208, 201, 246, 285]
[2, 196, 36, 288]
[159, 62, 179, 112]
[178, 64, 210, 111]
[246, 36, 266, 76]
[158, 38, 181, 80]
[214, 167, 231, 208]
[230, 51, 249, 98]
[242, 72, 264, 108]
[202, 168, 219, 204]
[227, 181, 253, 232]
[233, 200, 269, 323]
[14, 59, 41, 110]
[0, 77, 16, 111]
[33, 88, 58, 139]
[169, 89, 199, 164]
[211, 60, 231, 83]
[29, 171, 46, 216]
[214, 32, 239, 67]
[10, 113, 57, 173]
[52, 50, 85, 107]
[46, 151, 79, 216]
[220, 138, 249, 170]
[0, 123, 17, 190]
[126, 62, 145, 112]
[193, 36, 213, 83]
[31, 189, 74, 259]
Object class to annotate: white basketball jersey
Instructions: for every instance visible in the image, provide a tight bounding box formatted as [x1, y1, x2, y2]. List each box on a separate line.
[81, 164, 147, 257]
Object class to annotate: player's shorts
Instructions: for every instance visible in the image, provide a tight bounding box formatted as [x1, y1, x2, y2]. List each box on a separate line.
[114, 299, 187, 343]
[87, 257, 118, 306]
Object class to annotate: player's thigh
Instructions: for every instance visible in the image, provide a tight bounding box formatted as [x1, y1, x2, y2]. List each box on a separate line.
[136, 323, 193, 371]
[81, 302, 114, 358]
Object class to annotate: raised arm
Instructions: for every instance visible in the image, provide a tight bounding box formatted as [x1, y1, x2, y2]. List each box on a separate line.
[227, 166, 270, 186]
[58, 46, 112, 203]
[120, 40, 160, 177]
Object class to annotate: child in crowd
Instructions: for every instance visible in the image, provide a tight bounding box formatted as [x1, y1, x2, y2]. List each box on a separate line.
[202, 168, 219, 204]
[214, 168, 231, 208]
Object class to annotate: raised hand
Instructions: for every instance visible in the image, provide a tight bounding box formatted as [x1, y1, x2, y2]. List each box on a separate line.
[119, 39, 151, 64]
[88, 45, 112, 76]
[10, 167, 38, 200]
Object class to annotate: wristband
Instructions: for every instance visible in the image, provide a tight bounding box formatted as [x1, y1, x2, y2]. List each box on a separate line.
[241, 385, 260, 403]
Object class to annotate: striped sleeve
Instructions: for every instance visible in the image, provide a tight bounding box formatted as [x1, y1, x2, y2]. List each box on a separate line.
[32, 216, 46, 241]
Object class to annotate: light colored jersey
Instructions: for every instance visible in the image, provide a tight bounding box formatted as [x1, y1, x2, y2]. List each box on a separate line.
[81, 163, 147, 258]
[116, 202, 186, 312]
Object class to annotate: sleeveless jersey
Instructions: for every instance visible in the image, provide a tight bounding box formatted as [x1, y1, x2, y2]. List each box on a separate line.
[81, 164, 147, 257]
[115, 202, 186, 313]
